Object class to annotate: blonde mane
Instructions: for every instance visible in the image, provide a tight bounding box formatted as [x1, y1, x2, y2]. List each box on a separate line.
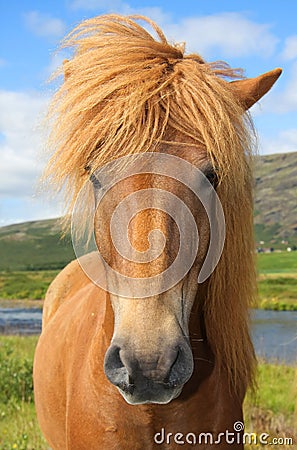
[45, 14, 257, 391]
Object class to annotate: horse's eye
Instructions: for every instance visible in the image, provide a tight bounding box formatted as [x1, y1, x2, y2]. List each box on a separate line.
[85, 165, 102, 189]
[90, 173, 102, 190]
[205, 169, 218, 187]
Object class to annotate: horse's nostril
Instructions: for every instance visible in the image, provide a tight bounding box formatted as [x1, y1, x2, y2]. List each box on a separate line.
[104, 345, 131, 389]
[166, 345, 193, 387]
[104, 346, 120, 368]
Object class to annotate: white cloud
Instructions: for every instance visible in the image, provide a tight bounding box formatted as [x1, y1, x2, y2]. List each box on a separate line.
[24, 11, 66, 39]
[163, 13, 277, 58]
[0, 89, 65, 225]
[0, 58, 6, 68]
[260, 128, 297, 155]
[282, 35, 297, 60]
[0, 90, 48, 197]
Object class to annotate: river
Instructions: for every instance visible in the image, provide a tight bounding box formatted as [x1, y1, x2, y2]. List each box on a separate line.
[0, 308, 296, 365]
[251, 309, 297, 365]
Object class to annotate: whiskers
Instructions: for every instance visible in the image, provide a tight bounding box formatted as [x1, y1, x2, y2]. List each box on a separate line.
[193, 356, 214, 365]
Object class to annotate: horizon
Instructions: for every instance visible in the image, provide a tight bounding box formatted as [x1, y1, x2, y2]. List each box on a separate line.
[1, 1, 297, 226]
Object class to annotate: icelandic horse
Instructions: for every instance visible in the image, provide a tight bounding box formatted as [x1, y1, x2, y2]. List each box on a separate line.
[33, 14, 282, 449]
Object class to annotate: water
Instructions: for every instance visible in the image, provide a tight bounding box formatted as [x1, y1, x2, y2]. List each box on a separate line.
[251, 309, 297, 365]
[0, 308, 42, 335]
[0, 308, 296, 365]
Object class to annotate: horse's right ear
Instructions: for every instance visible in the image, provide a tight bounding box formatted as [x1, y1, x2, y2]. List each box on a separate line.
[230, 68, 282, 110]
[63, 59, 71, 81]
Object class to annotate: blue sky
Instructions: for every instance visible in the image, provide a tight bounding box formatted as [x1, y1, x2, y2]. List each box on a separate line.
[0, 0, 296, 226]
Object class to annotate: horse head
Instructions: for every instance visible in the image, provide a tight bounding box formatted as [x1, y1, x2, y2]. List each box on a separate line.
[84, 68, 281, 405]
[49, 15, 281, 405]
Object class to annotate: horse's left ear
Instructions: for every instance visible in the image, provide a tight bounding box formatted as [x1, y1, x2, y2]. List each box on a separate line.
[230, 68, 282, 110]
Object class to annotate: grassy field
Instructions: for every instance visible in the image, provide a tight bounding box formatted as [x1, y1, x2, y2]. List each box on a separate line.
[0, 271, 58, 302]
[258, 275, 297, 310]
[0, 336, 295, 449]
[0, 336, 47, 449]
[244, 364, 296, 449]
[257, 251, 297, 274]
[257, 252, 297, 310]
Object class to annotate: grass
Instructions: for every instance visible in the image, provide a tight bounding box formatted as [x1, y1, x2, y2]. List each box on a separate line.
[245, 363, 296, 417]
[258, 275, 297, 310]
[257, 251, 297, 274]
[0, 271, 58, 302]
[0, 336, 296, 449]
[0, 401, 46, 450]
[255, 252, 297, 311]
[0, 336, 47, 449]
[244, 363, 296, 449]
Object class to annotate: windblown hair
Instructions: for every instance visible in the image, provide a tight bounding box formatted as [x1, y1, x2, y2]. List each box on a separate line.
[45, 14, 257, 390]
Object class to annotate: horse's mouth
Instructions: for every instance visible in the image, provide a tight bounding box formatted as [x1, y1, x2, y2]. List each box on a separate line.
[116, 380, 184, 405]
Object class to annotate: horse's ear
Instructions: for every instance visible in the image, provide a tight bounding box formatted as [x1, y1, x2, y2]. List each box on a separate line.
[63, 59, 71, 81]
[230, 68, 282, 110]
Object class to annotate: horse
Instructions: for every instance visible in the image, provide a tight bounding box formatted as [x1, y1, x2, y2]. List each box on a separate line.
[33, 14, 281, 449]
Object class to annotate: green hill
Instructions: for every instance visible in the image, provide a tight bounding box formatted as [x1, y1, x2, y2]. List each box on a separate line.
[0, 151, 296, 271]
[254, 151, 297, 249]
[0, 219, 75, 271]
